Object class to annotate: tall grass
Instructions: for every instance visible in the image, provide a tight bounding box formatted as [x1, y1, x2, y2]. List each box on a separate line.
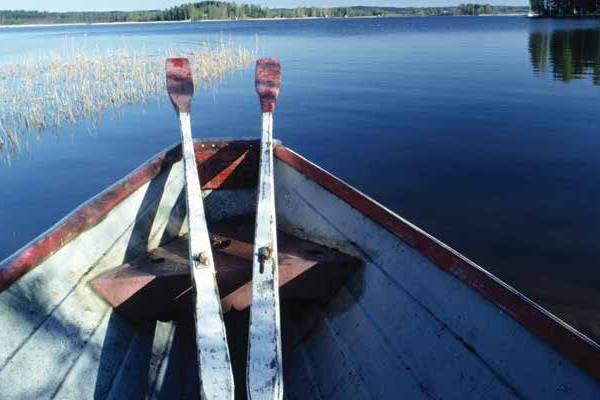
[0, 41, 254, 161]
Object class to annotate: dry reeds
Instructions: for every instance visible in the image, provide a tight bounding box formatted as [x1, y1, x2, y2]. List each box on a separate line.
[0, 40, 254, 161]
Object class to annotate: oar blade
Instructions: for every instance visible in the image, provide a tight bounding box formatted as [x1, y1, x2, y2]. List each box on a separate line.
[255, 58, 281, 113]
[166, 58, 194, 113]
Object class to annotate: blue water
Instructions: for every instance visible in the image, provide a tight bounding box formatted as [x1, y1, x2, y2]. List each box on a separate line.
[1, 17, 600, 338]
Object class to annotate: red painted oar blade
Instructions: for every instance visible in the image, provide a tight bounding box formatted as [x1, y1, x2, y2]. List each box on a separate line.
[255, 58, 281, 113]
[166, 58, 194, 113]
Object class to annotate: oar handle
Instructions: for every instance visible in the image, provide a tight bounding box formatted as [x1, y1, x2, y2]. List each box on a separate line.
[166, 58, 194, 114]
[255, 58, 281, 113]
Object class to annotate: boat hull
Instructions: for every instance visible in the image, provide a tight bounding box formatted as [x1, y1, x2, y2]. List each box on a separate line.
[0, 139, 599, 399]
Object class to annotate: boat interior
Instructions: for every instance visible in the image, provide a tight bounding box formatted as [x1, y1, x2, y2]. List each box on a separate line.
[0, 139, 599, 399]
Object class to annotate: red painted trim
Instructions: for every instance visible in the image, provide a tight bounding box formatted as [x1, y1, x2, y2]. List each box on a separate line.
[0, 139, 259, 293]
[274, 144, 600, 383]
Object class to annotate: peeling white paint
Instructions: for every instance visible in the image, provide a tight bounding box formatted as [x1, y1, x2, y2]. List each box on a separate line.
[247, 112, 284, 400]
[178, 112, 234, 400]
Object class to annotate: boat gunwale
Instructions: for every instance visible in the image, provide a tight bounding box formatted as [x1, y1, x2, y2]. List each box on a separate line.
[0, 138, 260, 293]
[1, 139, 599, 385]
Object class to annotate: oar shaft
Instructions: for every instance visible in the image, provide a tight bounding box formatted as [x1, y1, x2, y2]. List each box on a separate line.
[178, 112, 234, 400]
[247, 111, 283, 400]
[256, 112, 275, 249]
[179, 113, 203, 239]
[166, 58, 234, 400]
[262, 112, 273, 160]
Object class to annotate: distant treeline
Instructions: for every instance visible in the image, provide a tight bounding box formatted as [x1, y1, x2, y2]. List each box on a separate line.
[268, 4, 513, 17]
[530, 0, 600, 16]
[0, 2, 528, 26]
[0, 10, 163, 25]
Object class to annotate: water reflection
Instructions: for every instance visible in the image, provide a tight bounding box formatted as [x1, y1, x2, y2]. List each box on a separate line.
[529, 29, 600, 84]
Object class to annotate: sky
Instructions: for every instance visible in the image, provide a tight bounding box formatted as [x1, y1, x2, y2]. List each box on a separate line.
[0, 0, 526, 12]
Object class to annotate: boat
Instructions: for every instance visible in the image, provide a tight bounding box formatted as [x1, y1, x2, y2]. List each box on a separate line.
[1, 136, 600, 398]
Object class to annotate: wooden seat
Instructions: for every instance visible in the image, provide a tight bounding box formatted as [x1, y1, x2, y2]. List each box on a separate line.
[91, 215, 362, 322]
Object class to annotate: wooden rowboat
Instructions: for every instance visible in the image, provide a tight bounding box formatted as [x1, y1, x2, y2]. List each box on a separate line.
[1, 138, 600, 399]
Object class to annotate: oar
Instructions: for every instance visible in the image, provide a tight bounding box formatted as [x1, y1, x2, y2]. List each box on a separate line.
[247, 58, 283, 400]
[166, 58, 234, 400]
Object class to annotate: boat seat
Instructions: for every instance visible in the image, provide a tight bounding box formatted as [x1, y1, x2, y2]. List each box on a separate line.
[91, 215, 362, 322]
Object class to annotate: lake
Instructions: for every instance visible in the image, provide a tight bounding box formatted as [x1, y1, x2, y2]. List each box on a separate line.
[1, 16, 600, 341]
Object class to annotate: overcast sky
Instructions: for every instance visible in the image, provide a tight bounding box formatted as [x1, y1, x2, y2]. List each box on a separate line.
[0, 0, 527, 12]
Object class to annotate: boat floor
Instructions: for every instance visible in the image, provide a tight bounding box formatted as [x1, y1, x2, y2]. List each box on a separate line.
[91, 215, 363, 399]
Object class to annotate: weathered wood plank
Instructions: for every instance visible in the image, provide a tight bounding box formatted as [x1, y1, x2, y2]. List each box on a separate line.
[323, 288, 429, 399]
[0, 162, 186, 371]
[54, 315, 175, 400]
[298, 313, 371, 400]
[284, 347, 321, 400]
[0, 290, 48, 370]
[0, 284, 109, 399]
[148, 317, 201, 400]
[52, 312, 133, 399]
[147, 321, 178, 400]
[57, 317, 174, 400]
[338, 279, 517, 399]
[105, 320, 157, 399]
[282, 319, 324, 400]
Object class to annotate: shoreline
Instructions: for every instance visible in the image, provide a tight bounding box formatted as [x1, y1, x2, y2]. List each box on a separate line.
[0, 14, 529, 30]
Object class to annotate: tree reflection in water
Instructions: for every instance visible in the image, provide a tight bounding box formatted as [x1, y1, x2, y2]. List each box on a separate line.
[529, 28, 600, 85]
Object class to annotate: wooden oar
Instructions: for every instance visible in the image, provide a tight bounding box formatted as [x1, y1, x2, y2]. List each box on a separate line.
[166, 58, 234, 400]
[247, 58, 283, 400]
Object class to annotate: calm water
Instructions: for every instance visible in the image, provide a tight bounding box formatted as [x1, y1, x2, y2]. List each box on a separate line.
[1, 17, 600, 339]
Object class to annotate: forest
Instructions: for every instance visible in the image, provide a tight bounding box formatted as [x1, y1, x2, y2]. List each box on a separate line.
[530, 0, 600, 16]
[0, 2, 528, 26]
